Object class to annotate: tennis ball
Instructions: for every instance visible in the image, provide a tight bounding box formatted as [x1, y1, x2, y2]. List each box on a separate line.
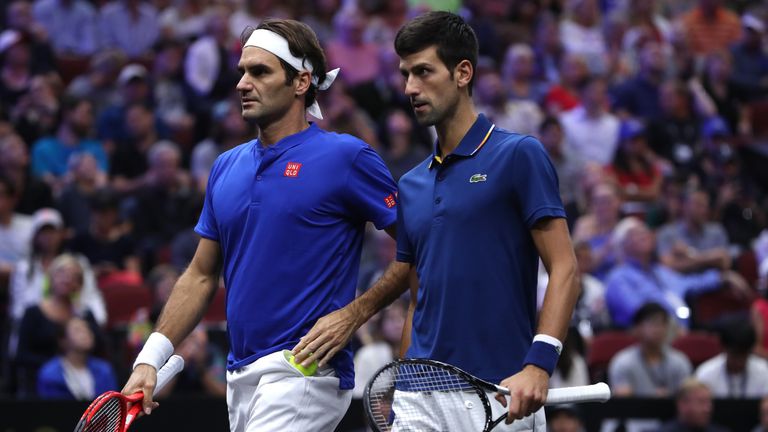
[284, 350, 318, 376]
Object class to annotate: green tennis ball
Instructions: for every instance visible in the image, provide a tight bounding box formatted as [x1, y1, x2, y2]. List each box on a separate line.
[284, 350, 318, 376]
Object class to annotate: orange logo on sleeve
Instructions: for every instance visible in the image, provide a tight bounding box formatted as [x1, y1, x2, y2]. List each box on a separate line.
[384, 194, 396, 208]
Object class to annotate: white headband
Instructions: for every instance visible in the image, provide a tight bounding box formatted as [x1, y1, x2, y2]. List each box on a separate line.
[244, 28, 340, 120]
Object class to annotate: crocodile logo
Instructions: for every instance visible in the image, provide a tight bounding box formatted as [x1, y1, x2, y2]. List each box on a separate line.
[469, 174, 487, 183]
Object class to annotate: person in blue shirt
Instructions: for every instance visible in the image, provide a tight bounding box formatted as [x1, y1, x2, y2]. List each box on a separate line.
[37, 316, 117, 400]
[122, 19, 398, 432]
[295, 11, 580, 431]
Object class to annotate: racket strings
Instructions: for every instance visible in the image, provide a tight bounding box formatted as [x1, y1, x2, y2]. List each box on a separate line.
[367, 363, 488, 431]
[81, 397, 123, 432]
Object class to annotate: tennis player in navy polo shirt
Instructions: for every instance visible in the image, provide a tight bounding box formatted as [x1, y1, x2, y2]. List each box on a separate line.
[122, 19, 398, 432]
[296, 11, 580, 431]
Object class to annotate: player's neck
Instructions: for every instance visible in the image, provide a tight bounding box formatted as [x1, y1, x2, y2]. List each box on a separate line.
[257, 110, 310, 147]
[435, 100, 477, 157]
[64, 350, 89, 368]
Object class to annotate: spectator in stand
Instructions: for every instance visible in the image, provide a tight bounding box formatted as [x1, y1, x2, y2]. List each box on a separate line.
[543, 53, 588, 115]
[656, 188, 731, 274]
[572, 181, 623, 279]
[501, 43, 549, 104]
[316, 81, 380, 149]
[752, 397, 768, 432]
[130, 141, 197, 270]
[0, 133, 54, 215]
[475, 69, 543, 137]
[32, 0, 98, 57]
[9, 208, 105, 327]
[183, 7, 238, 111]
[325, 6, 380, 89]
[702, 51, 749, 135]
[621, 0, 673, 63]
[15, 253, 105, 397]
[560, 76, 620, 166]
[380, 109, 428, 182]
[69, 188, 140, 282]
[659, 379, 729, 432]
[191, 100, 253, 191]
[56, 153, 107, 236]
[549, 327, 588, 390]
[37, 316, 117, 400]
[99, 0, 160, 60]
[606, 119, 664, 206]
[730, 14, 768, 100]
[30, 96, 108, 192]
[228, 0, 276, 42]
[696, 318, 768, 398]
[158, 0, 212, 41]
[67, 50, 126, 115]
[612, 40, 667, 119]
[6, 1, 55, 73]
[609, 303, 692, 397]
[9, 74, 61, 146]
[0, 175, 33, 293]
[559, 0, 608, 75]
[678, 0, 742, 58]
[538, 116, 582, 221]
[646, 80, 704, 172]
[547, 405, 586, 432]
[363, 0, 409, 48]
[605, 217, 750, 328]
[533, 12, 565, 85]
[0, 30, 36, 112]
[151, 39, 194, 139]
[110, 104, 160, 194]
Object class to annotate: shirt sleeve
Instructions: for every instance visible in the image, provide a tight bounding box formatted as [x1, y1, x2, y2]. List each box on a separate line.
[194, 157, 221, 241]
[395, 197, 413, 263]
[343, 146, 398, 230]
[509, 136, 566, 228]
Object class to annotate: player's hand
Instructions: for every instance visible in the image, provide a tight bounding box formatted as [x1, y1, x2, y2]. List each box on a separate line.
[292, 306, 362, 368]
[495, 365, 549, 423]
[122, 364, 160, 416]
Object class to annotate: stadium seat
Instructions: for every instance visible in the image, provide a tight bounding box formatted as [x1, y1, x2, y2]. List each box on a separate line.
[688, 287, 754, 330]
[586, 330, 636, 384]
[100, 280, 152, 329]
[671, 331, 722, 368]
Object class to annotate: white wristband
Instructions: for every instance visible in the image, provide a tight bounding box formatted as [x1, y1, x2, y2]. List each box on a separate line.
[133, 332, 174, 371]
[533, 334, 563, 355]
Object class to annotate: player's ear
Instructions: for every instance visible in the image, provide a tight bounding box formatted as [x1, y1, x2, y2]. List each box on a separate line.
[295, 71, 312, 97]
[454, 59, 473, 91]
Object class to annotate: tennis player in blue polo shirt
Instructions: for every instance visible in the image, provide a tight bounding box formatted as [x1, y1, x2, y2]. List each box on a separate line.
[122, 19, 397, 431]
[296, 11, 580, 432]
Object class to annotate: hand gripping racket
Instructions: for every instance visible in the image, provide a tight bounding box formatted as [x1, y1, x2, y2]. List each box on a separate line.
[364, 358, 611, 432]
[73, 355, 185, 432]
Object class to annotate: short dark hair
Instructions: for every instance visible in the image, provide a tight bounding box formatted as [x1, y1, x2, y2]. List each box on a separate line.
[720, 318, 756, 354]
[539, 116, 562, 133]
[241, 19, 328, 109]
[394, 11, 479, 95]
[632, 302, 669, 326]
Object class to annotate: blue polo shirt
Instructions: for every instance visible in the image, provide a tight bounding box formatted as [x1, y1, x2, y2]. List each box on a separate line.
[396, 114, 565, 384]
[195, 124, 397, 389]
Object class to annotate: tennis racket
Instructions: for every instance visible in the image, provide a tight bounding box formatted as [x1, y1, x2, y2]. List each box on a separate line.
[73, 355, 185, 432]
[364, 358, 610, 432]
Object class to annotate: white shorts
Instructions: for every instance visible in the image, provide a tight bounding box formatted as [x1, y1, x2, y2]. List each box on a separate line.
[391, 389, 546, 432]
[226, 350, 352, 432]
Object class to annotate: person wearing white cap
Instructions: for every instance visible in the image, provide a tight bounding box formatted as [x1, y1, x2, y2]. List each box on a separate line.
[122, 19, 398, 432]
[730, 13, 768, 98]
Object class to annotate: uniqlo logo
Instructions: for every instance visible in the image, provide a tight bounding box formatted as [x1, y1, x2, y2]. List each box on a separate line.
[284, 162, 302, 177]
[384, 194, 396, 208]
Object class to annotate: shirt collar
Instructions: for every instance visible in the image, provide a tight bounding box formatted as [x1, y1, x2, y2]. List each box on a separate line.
[428, 114, 495, 169]
[257, 123, 320, 154]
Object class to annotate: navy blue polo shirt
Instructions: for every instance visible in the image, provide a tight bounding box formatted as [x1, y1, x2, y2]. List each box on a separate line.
[396, 114, 566, 384]
[195, 123, 397, 389]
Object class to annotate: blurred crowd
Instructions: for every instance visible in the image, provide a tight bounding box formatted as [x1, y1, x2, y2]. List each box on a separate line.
[1, 0, 768, 430]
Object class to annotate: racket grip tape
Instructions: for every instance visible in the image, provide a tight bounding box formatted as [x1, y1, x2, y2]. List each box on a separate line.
[494, 382, 611, 404]
[153, 355, 185, 396]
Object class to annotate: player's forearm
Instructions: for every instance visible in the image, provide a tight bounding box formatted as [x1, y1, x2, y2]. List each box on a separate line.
[348, 260, 411, 327]
[536, 260, 580, 342]
[155, 268, 219, 346]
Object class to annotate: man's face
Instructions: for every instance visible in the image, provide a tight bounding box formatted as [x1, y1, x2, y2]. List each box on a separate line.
[684, 192, 709, 226]
[236, 47, 301, 123]
[678, 387, 713, 427]
[66, 101, 94, 137]
[399, 46, 462, 127]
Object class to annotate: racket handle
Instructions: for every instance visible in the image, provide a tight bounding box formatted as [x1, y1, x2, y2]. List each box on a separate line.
[154, 355, 185, 396]
[494, 382, 611, 404]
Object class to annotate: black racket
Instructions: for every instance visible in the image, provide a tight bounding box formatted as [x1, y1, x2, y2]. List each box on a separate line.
[364, 358, 610, 432]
